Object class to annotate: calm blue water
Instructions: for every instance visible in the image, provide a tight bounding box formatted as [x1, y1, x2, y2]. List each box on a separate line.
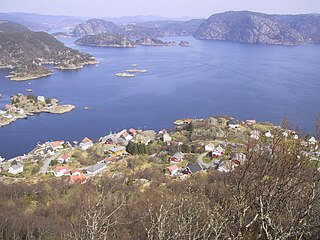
[0, 37, 319, 158]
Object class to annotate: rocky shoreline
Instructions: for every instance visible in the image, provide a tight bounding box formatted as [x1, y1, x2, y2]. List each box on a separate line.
[0, 94, 75, 128]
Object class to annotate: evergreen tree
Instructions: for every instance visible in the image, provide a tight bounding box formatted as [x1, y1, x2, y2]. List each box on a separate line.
[186, 121, 194, 131]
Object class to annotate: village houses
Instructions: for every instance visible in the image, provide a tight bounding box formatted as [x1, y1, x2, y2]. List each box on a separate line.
[79, 137, 93, 150]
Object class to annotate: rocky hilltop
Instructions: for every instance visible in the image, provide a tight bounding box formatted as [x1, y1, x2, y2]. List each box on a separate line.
[194, 11, 320, 45]
[0, 20, 30, 33]
[72, 18, 121, 37]
[0, 21, 97, 80]
[75, 33, 135, 48]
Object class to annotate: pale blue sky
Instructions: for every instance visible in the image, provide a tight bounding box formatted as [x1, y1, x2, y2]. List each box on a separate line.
[1, 0, 319, 17]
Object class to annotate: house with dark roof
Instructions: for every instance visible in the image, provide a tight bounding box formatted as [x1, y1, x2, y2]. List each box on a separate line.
[185, 162, 203, 174]
[228, 119, 240, 129]
[231, 153, 246, 162]
[170, 152, 184, 163]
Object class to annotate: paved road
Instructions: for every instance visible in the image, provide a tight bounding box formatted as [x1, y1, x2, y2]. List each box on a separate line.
[197, 152, 216, 169]
[39, 151, 61, 174]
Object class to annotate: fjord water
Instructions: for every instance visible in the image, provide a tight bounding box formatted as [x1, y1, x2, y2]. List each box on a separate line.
[0, 37, 319, 158]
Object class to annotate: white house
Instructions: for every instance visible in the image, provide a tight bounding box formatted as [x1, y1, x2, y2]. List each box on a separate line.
[79, 137, 94, 150]
[205, 143, 215, 151]
[121, 131, 133, 141]
[162, 133, 172, 143]
[246, 119, 256, 125]
[308, 136, 317, 145]
[37, 96, 45, 102]
[250, 130, 260, 140]
[282, 131, 289, 138]
[54, 165, 70, 177]
[218, 161, 235, 173]
[228, 120, 240, 129]
[166, 165, 180, 176]
[211, 146, 225, 157]
[86, 163, 106, 175]
[8, 164, 23, 175]
[51, 140, 65, 150]
[3, 113, 13, 119]
[265, 131, 273, 138]
[17, 108, 25, 115]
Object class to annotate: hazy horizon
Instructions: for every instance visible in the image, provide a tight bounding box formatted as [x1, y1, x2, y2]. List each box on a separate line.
[0, 0, 319, 18]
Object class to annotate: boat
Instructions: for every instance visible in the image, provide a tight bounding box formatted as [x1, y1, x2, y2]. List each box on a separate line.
[131, 64, 138, 67]
[84, 106, 90, 110]
[26, 89, 33, 92]
[115, 73, 135, 78]
[125, 69, 147, 73]
[28, 82, 32, 85]
[0, 94, 2, 98]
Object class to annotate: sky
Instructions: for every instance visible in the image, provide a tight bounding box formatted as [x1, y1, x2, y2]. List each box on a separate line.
[0, 0, 319, 18]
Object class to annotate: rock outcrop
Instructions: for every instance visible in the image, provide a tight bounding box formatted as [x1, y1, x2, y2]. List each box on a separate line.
[72, 18, 121, 37]
[194, 11, 320, 45]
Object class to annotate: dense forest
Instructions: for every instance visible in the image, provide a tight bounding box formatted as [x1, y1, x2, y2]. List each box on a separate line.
[0, 122, 320, 240]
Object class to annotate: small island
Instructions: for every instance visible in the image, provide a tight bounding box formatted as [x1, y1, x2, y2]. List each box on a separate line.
[0, 94, 75, 127]
[75, 33, 136, 48]
[135, 37, 176, 46]
[179, 41, 191, 46]
[115, 73, 135, 78]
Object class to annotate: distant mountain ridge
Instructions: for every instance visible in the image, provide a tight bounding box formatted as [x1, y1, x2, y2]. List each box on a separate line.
[0, 12, 198, 32]
[72, 18, 204, 38]
[194, 11, 320, 45]
[0, 12, 85, 32]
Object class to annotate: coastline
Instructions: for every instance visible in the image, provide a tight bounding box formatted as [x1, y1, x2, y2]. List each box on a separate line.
[0, 105, 75, 128]
[0, 94, 75, 128]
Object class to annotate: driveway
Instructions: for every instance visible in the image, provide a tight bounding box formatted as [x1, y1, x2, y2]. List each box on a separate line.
[39, 151, 61, 174]
[197, 152, 217, 169]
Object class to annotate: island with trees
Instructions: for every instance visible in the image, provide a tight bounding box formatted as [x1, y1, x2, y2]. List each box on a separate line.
[0, 94, 75, 127]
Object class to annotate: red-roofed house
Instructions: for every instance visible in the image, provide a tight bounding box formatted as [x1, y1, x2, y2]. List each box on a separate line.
[121, 131, 133, 141]
[5, 104, 13, 111]
[79, 137, 93, 150]
[51, 140, 65, 150]
[128, 128, 137, 136]
[170, 152, 184, 163]
[58, 153, 70, 163]
[166, 165, 180, 176]
[71, 171, 87, 184]
[104, 156, 117, 162]
[54, 164, 70, 177]
[158, 129, 167, 134]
